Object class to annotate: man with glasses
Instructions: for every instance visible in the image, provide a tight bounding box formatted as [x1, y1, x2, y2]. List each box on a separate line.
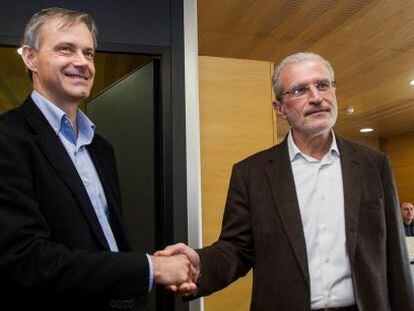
[157, 52, 414, 310]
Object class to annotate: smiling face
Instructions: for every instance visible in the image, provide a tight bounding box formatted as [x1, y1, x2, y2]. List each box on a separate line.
[22, 17, 95, 108]
[275, 60, 338, 139]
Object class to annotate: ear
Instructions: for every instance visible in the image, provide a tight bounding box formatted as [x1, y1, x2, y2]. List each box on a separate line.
[21, 45, 38, 72]
[273, 100, 287, 119]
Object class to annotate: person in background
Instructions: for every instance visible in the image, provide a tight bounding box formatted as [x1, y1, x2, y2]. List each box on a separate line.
[0, 7, 195, 311]
[157, 52, 414, 311]
[401, 201, 414, 236]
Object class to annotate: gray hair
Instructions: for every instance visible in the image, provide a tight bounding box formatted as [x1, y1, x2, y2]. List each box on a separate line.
[22, 7, 97, 80]
[22, 7, 97, 50]
[272, 52, 334, 101]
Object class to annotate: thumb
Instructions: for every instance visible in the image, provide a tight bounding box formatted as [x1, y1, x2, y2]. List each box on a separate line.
[154, 250, 168, 256]
[155, 243, 188, 257]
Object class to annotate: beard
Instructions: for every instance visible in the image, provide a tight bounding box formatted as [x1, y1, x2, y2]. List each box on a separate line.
[286, 104, 338, 137]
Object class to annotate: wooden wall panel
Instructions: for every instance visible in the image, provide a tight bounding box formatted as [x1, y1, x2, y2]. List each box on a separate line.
[381, 131, 414, 203]
[198, 0, 414, 140]
[199, 56, 274, 310]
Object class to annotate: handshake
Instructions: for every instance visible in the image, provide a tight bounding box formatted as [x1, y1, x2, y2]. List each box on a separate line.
[150, 243, 200, 295]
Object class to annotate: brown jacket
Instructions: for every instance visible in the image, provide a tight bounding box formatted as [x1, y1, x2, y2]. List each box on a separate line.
[196, 136, 414, 310]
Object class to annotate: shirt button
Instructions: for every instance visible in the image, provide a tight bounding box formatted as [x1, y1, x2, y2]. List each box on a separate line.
[322, 194, 327, 200]
[325, 257, 330, 263]
[82, 177, 89, 184]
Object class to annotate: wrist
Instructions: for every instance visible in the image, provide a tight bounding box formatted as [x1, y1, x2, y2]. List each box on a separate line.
[149, 255, 162, 281]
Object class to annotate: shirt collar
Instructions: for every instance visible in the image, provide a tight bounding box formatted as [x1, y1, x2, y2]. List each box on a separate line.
[31, 90, 95, 146]
[287, 129, 340, 162]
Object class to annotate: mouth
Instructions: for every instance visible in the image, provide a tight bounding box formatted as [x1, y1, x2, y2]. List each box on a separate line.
[64, 73, 89, 81]
[63, 70, 90, 81]
[305, 108, 330, 116]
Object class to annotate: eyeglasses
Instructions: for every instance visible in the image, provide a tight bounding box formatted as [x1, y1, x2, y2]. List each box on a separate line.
[280, 80, 336, 100]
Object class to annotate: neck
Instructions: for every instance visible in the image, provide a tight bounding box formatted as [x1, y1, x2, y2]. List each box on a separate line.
[59, 104, 77, 126]
[291, 129, 332, 160]
[404, 219, 413, 225]
[33, 87, 79, 138]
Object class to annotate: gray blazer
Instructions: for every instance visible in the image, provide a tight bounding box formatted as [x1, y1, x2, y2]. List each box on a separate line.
[196, 136, 414, 310]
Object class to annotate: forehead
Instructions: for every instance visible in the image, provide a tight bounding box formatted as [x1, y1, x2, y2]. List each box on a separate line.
[38, 18, 93, 47]
[279, 60, 331, 89]
[402, 203, 414, 209]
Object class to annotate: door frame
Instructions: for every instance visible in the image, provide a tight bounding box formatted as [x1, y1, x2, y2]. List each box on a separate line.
[0, 39, 189, 311]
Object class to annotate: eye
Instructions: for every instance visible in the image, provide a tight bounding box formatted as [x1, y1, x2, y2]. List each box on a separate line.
[84, 50, 95, 59]
[316, 80, 331, 91]
[58, 46, 71, 53]
[291, 86, 308, 96]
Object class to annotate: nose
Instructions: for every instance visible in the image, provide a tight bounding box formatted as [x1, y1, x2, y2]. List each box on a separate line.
[72, 50, 89, 67]
[307, 84, 323, 104]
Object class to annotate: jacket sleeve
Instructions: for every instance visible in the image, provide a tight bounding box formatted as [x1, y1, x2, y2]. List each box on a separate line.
[382, 155, 414, 310]
[196, 164, 254, 297]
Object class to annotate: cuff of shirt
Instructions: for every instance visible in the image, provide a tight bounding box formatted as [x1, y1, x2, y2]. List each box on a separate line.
[146, 254, 154, 292]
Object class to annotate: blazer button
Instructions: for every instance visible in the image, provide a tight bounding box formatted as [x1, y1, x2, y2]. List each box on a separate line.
[109, 299, 135, 309]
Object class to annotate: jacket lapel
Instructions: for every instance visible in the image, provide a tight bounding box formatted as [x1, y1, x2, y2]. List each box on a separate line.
[20, 98, 110, 250]
[336, 136, 362, 266]
[266, 135, 362, 279]
[266, 139, 309, 279]
[87, 140, 131, 251]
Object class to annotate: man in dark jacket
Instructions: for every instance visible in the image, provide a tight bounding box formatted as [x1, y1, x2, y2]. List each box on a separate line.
[157, 52, 414, 311]
[0, 7, 195, 310]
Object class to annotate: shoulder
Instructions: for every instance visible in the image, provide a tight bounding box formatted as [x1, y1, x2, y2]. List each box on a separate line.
[91, 132, 116, 159]
[0, 107, 39, 169]
[336, 135, 387, 165]
[234, 143, 283, 172]
[0, 105, 25, 129]
[337, 136, 383, 155]
[92, 132, 113, 149]
[0, 106, 33, 143]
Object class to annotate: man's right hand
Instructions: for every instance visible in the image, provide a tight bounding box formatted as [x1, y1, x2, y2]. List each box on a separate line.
[150, 253, 197, 293]
[154, 243, 201, 294]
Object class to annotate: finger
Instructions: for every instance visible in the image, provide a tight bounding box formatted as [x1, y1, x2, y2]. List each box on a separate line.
[165, 284, 178, 292]
[177, 282, 197, 294]
[154, 249, 177, 257]
[155, 245, 182, 257]
[188, 263, 198, 282]
[153, 250, 166, 256]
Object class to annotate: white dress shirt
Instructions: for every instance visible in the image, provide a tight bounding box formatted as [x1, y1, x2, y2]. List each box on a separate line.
[288, 131, 355, 309]
[31, 91, 119, 252]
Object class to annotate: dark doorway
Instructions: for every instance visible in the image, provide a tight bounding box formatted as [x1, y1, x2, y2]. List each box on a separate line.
[86, 60, 161, 310]
[87, 60, 158, 255]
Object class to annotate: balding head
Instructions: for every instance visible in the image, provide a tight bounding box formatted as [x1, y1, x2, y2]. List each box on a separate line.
[401, 202, 414, 224]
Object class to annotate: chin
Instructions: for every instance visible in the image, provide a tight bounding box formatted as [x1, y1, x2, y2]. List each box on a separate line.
[65, 93, 88, 103]
[311, 119, 335, 131]
[300, 125, 332, 137]
[68, 89, 91, 98]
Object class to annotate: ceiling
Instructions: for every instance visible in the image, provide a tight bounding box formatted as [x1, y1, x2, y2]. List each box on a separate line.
[198, 0, 414, 142]
[1, 1, 413, 144]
